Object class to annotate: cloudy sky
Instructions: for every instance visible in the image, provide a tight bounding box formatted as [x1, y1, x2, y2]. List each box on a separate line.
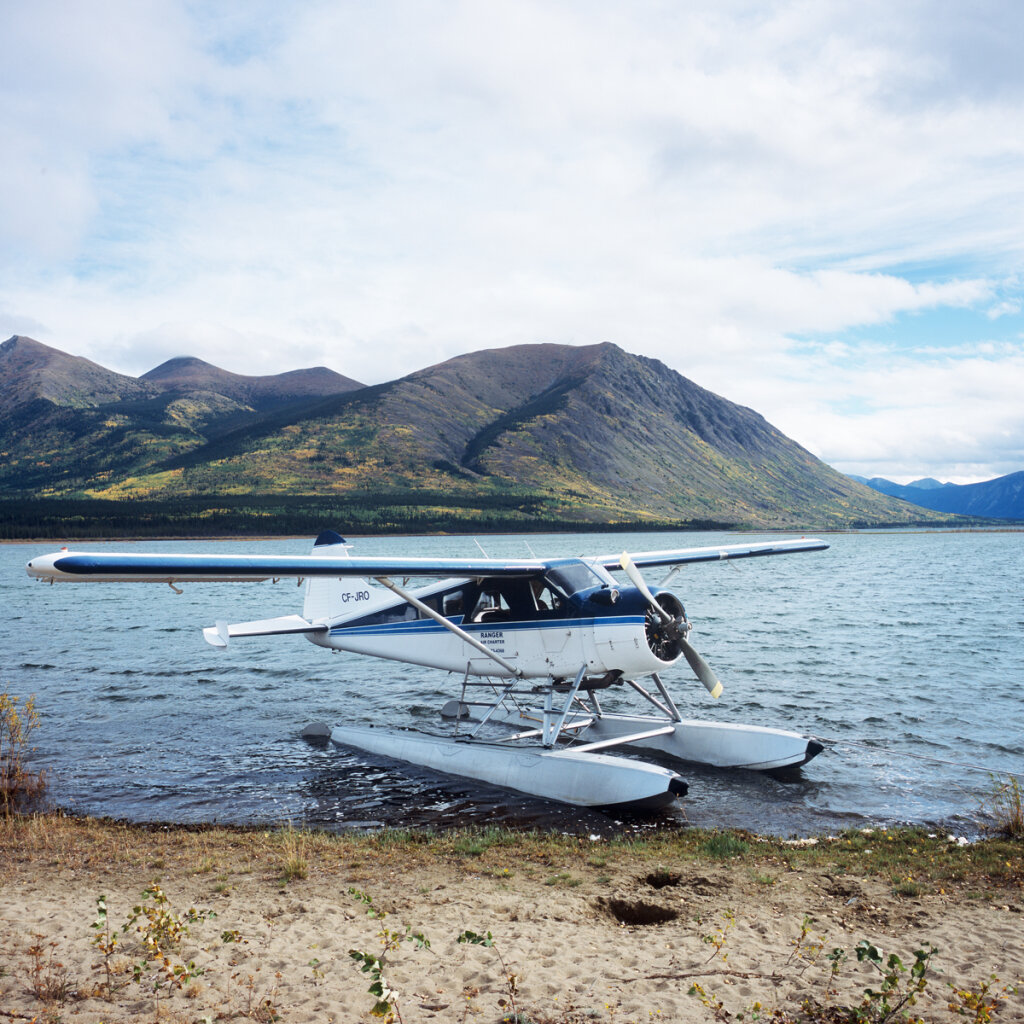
[3, 1, 1023, 483]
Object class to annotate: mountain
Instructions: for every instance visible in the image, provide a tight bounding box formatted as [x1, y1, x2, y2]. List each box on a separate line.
[853, 472, 1024, 520]
[0, 335, 365, 496]
[906, 477, 952, 491]
[0, 335, 950, 529]
[141, 356, 362, 407]
[0, 335, 156, 419]
[848, 475, 958, 499]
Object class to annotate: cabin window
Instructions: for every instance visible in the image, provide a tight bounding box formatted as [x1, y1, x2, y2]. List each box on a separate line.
[357, 604, 418, 627]
[471, 590, 511, 622]
[467, 578, 549, 621]
[546, 561, 605, 597]
[443, 592, 464, 616]
[531, 579, 563, 611]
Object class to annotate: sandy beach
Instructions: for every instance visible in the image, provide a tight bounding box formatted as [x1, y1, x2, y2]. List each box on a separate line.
[1, 816, 1021, 1023]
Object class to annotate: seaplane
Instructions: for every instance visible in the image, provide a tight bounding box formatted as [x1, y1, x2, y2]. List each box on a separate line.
[26, 532, 828, 812]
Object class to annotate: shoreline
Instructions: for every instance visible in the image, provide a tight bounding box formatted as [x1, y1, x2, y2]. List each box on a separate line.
[1, 813, 1021, 1022]
[8, 532, 1024, 548]
[5, 524, 1024, 544]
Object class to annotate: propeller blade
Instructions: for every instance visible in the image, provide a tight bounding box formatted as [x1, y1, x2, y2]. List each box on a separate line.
[620, 551, 724, 699]
[618, 552, 672, 623]
[680, 635, 723, 699]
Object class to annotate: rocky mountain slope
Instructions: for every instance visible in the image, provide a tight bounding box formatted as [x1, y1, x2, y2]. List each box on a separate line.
[0, 335, 945, 529]
[0, 336, 153, 418]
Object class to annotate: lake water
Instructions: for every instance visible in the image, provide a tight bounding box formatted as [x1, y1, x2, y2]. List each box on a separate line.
[3, 530, 1021, 837]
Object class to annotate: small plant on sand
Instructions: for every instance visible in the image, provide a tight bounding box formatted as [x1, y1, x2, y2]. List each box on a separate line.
[822, 946, 848, 1006]
[801, 940, 937, 1023]
[458, 929, 521, 1021]
[687, 981, 727, 1019]
[120, 885, 215, 1017]
[0, 688, 47, 815]
[348, 887, 431, 1021]
[26, 936, 72, 1006]
[701, 909, 735, 964]
[850, 940, 936, 1023]
[786, 914, 828, 974]
[125, 884, 215, 954]
[948, 972, 1018, 1023]
[232, 968, 279, 1022]
[90, 895, 121, 996]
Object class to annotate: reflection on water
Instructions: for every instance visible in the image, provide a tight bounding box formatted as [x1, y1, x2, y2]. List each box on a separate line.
[4, 530, 1022, 836]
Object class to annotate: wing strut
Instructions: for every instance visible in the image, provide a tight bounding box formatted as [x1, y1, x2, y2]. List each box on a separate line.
[374, 576, 524, 678]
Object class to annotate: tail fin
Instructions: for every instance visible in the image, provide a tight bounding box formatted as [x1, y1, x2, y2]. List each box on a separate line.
[302, 530, 371, 622]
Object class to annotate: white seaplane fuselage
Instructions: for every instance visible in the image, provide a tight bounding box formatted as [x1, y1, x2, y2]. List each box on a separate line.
[309, 573, 671, 681]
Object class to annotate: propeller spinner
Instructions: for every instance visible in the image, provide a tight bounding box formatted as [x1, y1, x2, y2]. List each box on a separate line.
[619, 552, 724, 699]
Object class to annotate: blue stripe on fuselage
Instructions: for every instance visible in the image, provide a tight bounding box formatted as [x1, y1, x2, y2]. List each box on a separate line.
[329, 615, 644, 638]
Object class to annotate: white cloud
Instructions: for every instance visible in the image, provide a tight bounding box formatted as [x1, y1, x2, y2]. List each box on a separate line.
[2, 0, 1024, 483]
[748, 345, 1024, 483]
[987, 299, 1022, 319]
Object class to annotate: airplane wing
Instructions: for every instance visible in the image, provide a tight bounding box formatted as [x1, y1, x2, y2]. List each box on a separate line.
[27, 537, 827, 584]
[25, 550, 548, 583]
[595, 537, 829, 571]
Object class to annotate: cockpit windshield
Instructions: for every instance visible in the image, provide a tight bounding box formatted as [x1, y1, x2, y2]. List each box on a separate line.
[545, 560, 611, 597]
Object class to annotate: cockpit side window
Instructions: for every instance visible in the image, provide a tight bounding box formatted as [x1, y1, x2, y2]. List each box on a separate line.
[545, 560, 606, 597]
[531, 578, 563, 612]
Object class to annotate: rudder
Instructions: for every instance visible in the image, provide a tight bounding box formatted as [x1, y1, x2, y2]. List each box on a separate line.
[302, 530, 372, 622]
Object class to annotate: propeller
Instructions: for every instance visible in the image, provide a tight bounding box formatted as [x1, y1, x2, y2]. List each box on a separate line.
[619, 552, 723, 699]
[678, 634, 724, 700]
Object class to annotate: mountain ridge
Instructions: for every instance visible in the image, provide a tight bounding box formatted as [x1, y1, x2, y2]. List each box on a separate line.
[851, 472, 1024, 520]
[0, 335, 955, 530]
[0, 335, 156, 419]
[141, 355, 364, 406]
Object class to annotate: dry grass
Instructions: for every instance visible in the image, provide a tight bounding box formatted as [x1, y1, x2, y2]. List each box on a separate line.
[276, 823, 310, 881]
[1, 814, 1020, 897]
[987, 774, 1024, 839]
[0, 688, 47, 815]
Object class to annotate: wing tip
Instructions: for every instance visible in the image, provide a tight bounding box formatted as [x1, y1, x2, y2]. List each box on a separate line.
[203, 621, 230, 648]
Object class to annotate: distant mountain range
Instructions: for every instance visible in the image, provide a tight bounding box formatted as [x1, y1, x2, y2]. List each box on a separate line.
[849, 473, 1024, 521]
[0, 334, 952, 532]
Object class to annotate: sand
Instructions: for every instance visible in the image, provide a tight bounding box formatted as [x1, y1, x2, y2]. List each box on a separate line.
[0, 817, 1021, 1023]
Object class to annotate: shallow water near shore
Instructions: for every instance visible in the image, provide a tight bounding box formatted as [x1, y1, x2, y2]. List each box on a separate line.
[4, 529, 1022, 836]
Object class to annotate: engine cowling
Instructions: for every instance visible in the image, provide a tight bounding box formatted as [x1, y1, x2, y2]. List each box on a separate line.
[644, 590, 687, 662]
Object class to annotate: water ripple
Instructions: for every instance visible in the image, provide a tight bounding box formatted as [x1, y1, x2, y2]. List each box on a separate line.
[5, 530, 1022, 836]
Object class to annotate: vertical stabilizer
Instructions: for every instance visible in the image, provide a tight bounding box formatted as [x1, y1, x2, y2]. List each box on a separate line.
[302, 530, 368, 622]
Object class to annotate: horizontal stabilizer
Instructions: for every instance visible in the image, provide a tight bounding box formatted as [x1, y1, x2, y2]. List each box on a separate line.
[202, 614, 327, 648]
